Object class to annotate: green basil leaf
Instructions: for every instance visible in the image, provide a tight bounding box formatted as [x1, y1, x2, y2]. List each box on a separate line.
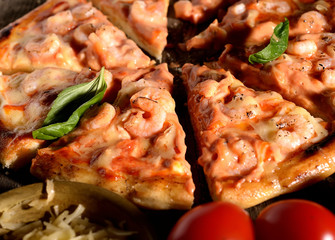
[33, 67, 107, 140]
[249, 18, 289, 64]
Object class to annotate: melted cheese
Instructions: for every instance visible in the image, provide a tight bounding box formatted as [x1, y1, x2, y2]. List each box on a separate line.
[186, 0, 332, 50]
[0, 68, 112, 133]
[31, 65, 194, 197]
[0, 0, 151, 75]
[91, 0, 168, 59]
[183, 64, 329, 184]
[187, 0, 335, 123]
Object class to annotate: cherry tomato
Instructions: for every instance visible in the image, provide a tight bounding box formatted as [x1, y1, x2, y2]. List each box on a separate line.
[255, 199, 335, 240]
[168, 202, 255, 240]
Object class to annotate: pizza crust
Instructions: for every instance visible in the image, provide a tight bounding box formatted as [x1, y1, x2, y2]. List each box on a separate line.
[182, 63, 335, 208]
[2, 0, 335, 211]
[31, 150, 194, 209]
[210, 134, 335, 208]
[31, 64, 195, 210]
[0, 131, 45, 169]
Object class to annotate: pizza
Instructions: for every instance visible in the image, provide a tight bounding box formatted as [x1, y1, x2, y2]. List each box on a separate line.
[0, 68, 114, 168]
[185, 0, 335, 121]
[0, 0, 152, 75]
[182, 63, 335, 208]
[214, 2, 335, 121]
[0, 0, 195, 211]
[185, 0, 310, 50]
[177, 0, 335, 208]
[30, 64, 195, 210]
[0, 0, 335, 213]
[91, 0, 169, 60]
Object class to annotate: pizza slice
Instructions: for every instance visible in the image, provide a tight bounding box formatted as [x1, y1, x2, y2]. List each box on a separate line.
[182, 63, 335, 208]
[183, 0, 335, 122]
[91, 0, 169, 60]
[211, 1, 335, 121]
[0, 0, 152, 75]
[185, 0, 331, 50]
[218, 31, 335, 122]
[30, 64, 195, 210]
[0, 67, 114, 168]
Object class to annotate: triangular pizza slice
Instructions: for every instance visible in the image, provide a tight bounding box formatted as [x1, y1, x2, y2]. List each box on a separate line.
[182, 63, 335, 208]
[185, 0, 332, 50]
[0, 0, 152, 75]
[0, 67, 114, 168]
[185, 0, 335, 122]
[218, 32, 335, 122]
[91, 0, 169, 60]
[30, 64, 195, 210]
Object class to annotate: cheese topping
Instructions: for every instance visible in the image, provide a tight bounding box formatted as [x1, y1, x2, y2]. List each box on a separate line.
[194, 0, 335, 122]
[31, 64, 193, 187]
[183, 64, 329, 185]
[219, 32, 335, 121]
[186, 0, 333, 50]
[129, 0, 167, 44]
[0, 68, 112, 133]
[92, 0, 168, 59]
[0, 0, 151, 74]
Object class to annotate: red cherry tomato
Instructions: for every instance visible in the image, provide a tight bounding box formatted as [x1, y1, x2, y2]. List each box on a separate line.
[168, 202, 255, 240]
[255, 199, 335, 240]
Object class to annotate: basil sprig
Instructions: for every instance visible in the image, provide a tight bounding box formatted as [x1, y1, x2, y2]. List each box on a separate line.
[249, 18, 289, 64]
[33, 67, 107, 140]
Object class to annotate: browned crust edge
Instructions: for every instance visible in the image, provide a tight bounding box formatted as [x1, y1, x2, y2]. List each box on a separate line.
[0, 128, 45, 169]
[207, 133, 335, 209]
[31, 149, 194, 210]
[182, 63, 335, 208]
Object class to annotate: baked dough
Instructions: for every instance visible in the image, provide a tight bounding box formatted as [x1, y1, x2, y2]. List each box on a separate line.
[0, 0, 152, 75]
[182, 63, 335, 208]
[31, 64, 195, 210]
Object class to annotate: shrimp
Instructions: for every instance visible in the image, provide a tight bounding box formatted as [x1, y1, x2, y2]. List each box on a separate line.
[43, 10, 76, 35]
[245, 21, 277, 47]
[290, 11, 330, 36]
[273, 114, 315, 152]
[201, 132, 261, 186]
[71, 3, 95, 21]
[286, 39, 317, 57]
[86, 25, 150, 70]
[124, 88, 167, 138]
[80, 103, 116, 131]
[224, 91, 261, 120]
[24, 34, 61, 61]
[321, 69, 335, 87]
[73, 23, 95, 46]
[174, 0, 226, 24]
[130, 0, 167, 38]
